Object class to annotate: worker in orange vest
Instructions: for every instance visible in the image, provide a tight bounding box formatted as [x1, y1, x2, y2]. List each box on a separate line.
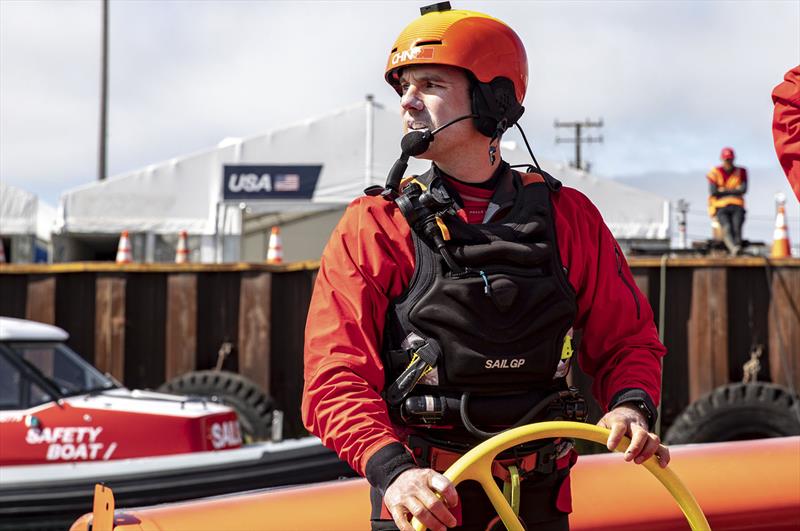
[707, 147, 747, 255]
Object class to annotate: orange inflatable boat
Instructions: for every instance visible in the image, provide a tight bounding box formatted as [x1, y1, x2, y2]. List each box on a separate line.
[72, 435, 800, 531]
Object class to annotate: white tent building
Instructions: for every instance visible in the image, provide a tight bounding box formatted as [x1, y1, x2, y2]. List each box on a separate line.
[55, 99, 670, 263]
[0, 181, 56, 263]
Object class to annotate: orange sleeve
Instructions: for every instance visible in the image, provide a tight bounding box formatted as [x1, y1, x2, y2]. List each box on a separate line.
[301, 195, 415, 476]
[772, 65, 800, 202]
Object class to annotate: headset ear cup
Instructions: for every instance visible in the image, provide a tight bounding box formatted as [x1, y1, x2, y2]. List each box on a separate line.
[471, 85, 498, 137]
[471, 77, 525, 138]
[490, 78, 524, 130]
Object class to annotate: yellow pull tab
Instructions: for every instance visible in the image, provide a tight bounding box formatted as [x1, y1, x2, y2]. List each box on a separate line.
[406, 353, 433, 379]
[435, 216, 451, 241]
[502, 465, 521, 516]
[400, 176, 428, 191]
[561, 335, 573, 361]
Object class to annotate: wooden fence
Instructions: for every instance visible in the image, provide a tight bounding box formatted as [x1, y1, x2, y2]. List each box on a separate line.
[1, 257, 798, 437]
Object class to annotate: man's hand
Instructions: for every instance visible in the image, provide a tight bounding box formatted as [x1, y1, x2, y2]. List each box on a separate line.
[597, 404, 670, 468]
[383, 468, 459, 531]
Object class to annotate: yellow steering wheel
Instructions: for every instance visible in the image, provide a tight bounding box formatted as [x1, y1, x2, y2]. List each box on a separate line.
[411, 421, 710, 531]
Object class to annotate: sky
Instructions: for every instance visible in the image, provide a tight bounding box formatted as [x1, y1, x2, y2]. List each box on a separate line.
[1, 0, 799, 218]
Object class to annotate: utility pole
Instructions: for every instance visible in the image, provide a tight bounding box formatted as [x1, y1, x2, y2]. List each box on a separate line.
[554, 118, 603, 171]
[98, 0, 109, 181]
[676, 199, 690, 249]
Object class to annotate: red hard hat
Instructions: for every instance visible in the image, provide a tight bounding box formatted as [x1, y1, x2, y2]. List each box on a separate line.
[720, 147, 735, 160]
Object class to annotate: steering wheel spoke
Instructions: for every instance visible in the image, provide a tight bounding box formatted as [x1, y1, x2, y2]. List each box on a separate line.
[480, 477, 523, 531]
[411, 421, 709, 531]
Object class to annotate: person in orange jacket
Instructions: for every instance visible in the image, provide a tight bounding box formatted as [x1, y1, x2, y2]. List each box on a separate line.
[707, 147, 747, 255]
[772, 65, 800, 202]
[302, 4, 669, 531]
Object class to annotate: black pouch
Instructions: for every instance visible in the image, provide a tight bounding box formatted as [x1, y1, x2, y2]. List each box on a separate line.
[409, 264, 574, 388]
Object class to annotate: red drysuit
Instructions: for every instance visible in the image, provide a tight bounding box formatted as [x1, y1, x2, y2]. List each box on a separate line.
[302, 170, 665, 480]
[772, 65, 800, 202]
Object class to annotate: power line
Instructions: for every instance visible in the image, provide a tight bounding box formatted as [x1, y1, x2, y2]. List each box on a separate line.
[554, 118, 603, 171]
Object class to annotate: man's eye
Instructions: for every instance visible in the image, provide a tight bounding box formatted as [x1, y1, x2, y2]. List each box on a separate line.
[400, 84, 410, 93]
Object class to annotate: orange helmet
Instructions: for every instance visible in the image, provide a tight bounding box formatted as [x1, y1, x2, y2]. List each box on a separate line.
[385, 2, 528, 137]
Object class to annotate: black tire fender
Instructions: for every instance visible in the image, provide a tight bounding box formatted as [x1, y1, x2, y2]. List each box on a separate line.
[664, 382, 800, 444]
[159, 370, 275, 441]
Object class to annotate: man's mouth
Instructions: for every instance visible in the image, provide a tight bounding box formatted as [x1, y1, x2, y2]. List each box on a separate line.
[407, 121, 431, 131]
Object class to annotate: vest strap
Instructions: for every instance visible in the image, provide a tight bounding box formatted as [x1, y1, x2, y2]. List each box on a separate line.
[385, 341, 442, 406]
[503, 465, 521, 516]
[415, 440, 564, 481]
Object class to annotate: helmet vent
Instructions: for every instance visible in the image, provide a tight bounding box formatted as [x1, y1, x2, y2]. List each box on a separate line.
[414, 40, 442, 47]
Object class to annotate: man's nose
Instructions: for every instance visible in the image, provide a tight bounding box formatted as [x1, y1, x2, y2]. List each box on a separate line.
[400, 85, 424, 111]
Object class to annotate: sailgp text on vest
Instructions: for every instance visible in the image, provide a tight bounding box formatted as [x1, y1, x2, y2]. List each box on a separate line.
[485, 358, 526, 369]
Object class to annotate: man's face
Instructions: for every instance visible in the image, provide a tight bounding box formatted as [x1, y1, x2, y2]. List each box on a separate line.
[722, 158, 734, 171]
[397, 65, 481, 159]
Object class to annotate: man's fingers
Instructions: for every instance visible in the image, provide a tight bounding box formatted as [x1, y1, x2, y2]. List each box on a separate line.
[633, 433, 662, 464]
[430, 473, 459, 508]
[656, 443, 671, 468]
[624, 425, 649, 461]
[388, 505, 413, 531]
[605, 420, 627, 451]
[598, 406, 671, 468]
[407, 496, 447, 531]
[383, 469, 458, 531]
[418, 489, 457, 528]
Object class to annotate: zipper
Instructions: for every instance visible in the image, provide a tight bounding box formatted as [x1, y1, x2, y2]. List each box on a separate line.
[614, 245, 640, 320]
[448, 265, 545, 280]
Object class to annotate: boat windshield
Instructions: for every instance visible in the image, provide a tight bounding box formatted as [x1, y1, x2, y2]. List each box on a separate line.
[6, 342, 117, 398]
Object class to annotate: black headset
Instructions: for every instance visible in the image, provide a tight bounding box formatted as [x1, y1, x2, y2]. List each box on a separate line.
[470, 75, 525, 139]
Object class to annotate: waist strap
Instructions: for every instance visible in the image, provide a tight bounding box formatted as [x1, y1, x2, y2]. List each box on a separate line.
[411, 439, 570, 481]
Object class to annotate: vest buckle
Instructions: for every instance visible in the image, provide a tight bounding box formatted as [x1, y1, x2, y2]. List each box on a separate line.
[385, 341, 441, 406]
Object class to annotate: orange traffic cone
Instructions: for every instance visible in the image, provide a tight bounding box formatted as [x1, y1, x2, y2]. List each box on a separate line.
[771, 194, 792, 258]
[0, 238, 6, 264]
[266, 227, 283, 264]
[175, 230, 190, 264]
[115, 231, 133, 263]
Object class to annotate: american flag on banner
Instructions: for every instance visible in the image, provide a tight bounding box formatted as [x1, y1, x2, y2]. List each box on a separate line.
[274, 173, 300, 192]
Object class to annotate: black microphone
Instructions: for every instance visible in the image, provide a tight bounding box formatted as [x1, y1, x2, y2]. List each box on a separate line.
[381, 114, 477, 199]
[381, 130, 432, 199]
[401, 129, 433, 157]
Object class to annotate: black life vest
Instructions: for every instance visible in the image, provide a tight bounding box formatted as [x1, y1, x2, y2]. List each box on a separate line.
[381, 164, 578, 433]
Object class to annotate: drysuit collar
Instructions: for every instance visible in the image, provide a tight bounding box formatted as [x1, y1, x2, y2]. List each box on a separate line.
[430, 161, 517, 223]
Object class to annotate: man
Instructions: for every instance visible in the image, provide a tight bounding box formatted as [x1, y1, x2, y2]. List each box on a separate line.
[707, 147, 748, 255]
[302, 4, 669, 530]
[772, 65, 800, 202]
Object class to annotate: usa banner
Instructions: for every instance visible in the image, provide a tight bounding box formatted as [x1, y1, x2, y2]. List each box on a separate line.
[222, 165, 322, 200]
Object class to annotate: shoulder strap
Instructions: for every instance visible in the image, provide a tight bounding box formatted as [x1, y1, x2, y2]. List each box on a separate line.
[515, 169, 562, 192]
[519, 172, 545, 186]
